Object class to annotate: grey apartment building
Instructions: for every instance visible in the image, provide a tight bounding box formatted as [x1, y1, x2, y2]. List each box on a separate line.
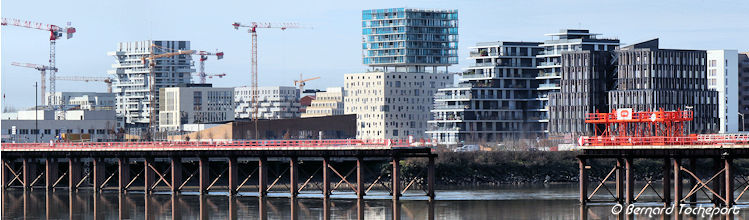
[738, 52, 749, 131]
[428, 41, 543, 145]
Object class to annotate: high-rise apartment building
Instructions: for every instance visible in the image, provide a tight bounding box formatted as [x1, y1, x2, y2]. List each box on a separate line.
[302, 87, 345, 118]
[706, 50, 738, 133]
[428, 41, 543, 145]
[346, 8, 457, 140]
[235, 86, 300, 119]
[738, 52, 749, 131]
[608, 39, 718, 134]
[159, 85, 234, 131]
[108, 40, 194, 128]
[537, 30, 619, 132]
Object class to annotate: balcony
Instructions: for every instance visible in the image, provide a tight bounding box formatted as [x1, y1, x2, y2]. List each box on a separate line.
[538, 61, 561, 67]
[433, 105, 469, 110]
[538, 83, 560, 90]
[435, 94, 471, 100]
[469, 51, 498, 57]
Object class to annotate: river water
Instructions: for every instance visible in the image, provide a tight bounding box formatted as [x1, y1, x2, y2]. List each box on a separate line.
[2, 183, 747, 219]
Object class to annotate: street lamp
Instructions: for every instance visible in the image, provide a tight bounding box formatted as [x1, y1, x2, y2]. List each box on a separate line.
[739, 113, 745, 132]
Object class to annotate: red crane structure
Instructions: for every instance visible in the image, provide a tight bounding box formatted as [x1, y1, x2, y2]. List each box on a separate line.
[195, 50, 225, 84]
[580, 108, 749, 146]
[10, 62, 57, 105]
[232, 22, 304, 138]
[2, 18, 76, 108]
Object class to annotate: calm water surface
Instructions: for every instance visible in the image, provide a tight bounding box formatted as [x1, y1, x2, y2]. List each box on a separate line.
[2, 184, 747, 219]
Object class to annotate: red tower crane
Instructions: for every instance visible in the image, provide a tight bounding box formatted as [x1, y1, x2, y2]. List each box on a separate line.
[195, 50, 225, 84]
[10, 62, 57, 105]
[2, 18, 76, 108]
[232, 22, 304, 138]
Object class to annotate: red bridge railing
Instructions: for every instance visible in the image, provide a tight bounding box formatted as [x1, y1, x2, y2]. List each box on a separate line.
[579, 134, 749, 146]
[1, 139, 436, 150]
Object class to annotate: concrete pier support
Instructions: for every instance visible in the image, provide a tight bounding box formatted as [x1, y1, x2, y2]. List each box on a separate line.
[118, 157, 129, 193]
[578, 158, 587, 205]
[625, 158, 634, 204]
[199, 157, 209, 194]
[92, 158, 105, 193]
[258, 157, 267, 198]
[662, 158, 671, 205]
[228, 156, 238, 195]
[171, 157, 182, 193]
[673, 158, 682, 207]
[45, 158, 57, 191]
[289, 157, 298, 198]
[725, 158, 733, 207]
[322, 157, 330, 199]
[427, 155, 435, 200]
[144, 157, 155, 194]
[392, 157, 400, 200]
[68, 158, 81, 192]
[356, 157, 364, 199]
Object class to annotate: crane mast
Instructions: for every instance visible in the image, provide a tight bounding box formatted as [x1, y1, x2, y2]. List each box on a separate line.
[232, 22, 303, 138]
[2, 18, 76, 109]
[196, 51, 224, 84]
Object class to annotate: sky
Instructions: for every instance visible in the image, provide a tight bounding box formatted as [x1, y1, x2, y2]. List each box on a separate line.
[2, 0, 748, 109]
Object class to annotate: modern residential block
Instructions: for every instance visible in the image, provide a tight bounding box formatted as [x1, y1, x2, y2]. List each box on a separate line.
[428, 41, 543, 145]
[158, 84, 234, 131]
[234, 86, 300, 119]
[706, 50, 738, 133]
[302, 87, 345, 118]
[45, 92, 115, 111]
[107, 40, 194, 128]
[739, 52, 749, 131]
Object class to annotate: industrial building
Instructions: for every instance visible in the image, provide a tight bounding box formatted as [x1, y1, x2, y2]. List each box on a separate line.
[1, 109, 117, 143]
[706, 50, 739, 133]
[428, 41, 543, 145]
[158, 84, 234, 131]
[45, 92, 115, 110]
[346, 8, 457, 140]
[608, 39, 718, 134]
[537, 29, 620, 133]
[301, 87, 345, 118]
[234, 86, 300, 119]
[739, 52, 749, 131]
[108, 40, 195, 128]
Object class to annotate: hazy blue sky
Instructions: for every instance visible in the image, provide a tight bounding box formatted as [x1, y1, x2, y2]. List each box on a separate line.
[2, 0, 748, 109]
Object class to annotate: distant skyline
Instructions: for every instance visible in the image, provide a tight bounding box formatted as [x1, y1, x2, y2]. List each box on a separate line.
[2, 0, 748, 109]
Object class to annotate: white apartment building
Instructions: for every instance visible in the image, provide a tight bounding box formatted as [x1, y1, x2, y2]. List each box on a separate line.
[1, 109, 117, 143]
[344, 72, 452, 140]
[107, 40, 194, 128]
[159, 86, 234, 131]
[302, 87, 345, 118]
[235, 86, 300, 119]
[46, 92, 115, 110]
[707, 50, 739, 133]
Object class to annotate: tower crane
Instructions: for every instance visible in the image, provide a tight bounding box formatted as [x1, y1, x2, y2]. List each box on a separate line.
[141, 45, 195, 139]
[195, 50, 224, 84]
[53, 76, 113, 93]
[10, 62, 57, 105]
[2, 18, 76, 108]
[294, 73, 320, 93]
[232, 21, 304, 138]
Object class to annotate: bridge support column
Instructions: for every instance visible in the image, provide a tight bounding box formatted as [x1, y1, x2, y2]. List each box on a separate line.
[392, 156, 400, 200]
[92, 158, 105, 193]
[578, 158, 587, 205]
[68, 158, 81, 192]
[45, 158, 57, 191]
[689, 158, 697, 204]
[144, 157, 154, 194]
[322, 157, 329, 199]
[673, 158, 682, 207]
[625, 158, 634, 204]
[118, 157, 129, 193]
[228, 156, 238, 195]
[356, 157, 364, 199]
[199, 157, 209, 195]
[427, 155, 435, 200]
[663, 158, 671, 206]
[289, 157, 298, 198]
[1, 158, 7, 190]
[258, 157, 267, 198]
[616, 158, 624, 203]
[22, 158, 36, 191]
[713, 158, 723, 205]
[725, 158, 733, 208]
[171, 157, 181, 194]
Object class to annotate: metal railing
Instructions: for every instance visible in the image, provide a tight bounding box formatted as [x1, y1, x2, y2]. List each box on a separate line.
[0, 139, 439, 150]
[579, 134, 749, 146]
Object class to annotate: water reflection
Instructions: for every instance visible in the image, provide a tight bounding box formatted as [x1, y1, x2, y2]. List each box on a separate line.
[2, 186, 748, 219]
